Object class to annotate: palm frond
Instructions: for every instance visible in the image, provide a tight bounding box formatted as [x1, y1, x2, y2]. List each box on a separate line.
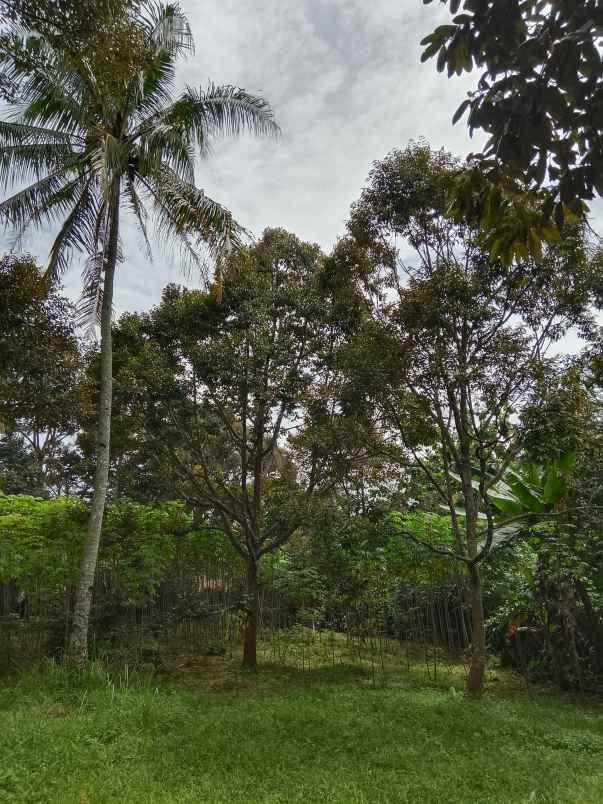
[0, 142, 80, 189]
[141, 1, 193, 58]
[17, 54, 91, 135]
[122, 2, 195, 125]
[0, 27, 55, 101]
[0, 167, 90, 238]
[136, 173, 205, 275]
[77, 209, 124, 329]
[133, 101, 211, 163]
[125, 174, 153, 261]
[78, 250, 105, 330]
[169, 84, 280, 146]
[46, 176, 100, 282]
[135, 125, 196, 182]
[127, 48, 176, 124]
[0, 120, 79, 147]
[145, 165, 246, 259]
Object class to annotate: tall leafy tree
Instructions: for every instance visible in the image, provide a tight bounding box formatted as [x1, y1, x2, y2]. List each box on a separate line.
[0, 1, 278, 663]
[345, 141, 598, 696]
[0, 254, 84, 496]
[113, 230, 331, 668]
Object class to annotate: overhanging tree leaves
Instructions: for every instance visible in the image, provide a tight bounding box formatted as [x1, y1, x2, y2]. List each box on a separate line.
[420, 0, 603, 258]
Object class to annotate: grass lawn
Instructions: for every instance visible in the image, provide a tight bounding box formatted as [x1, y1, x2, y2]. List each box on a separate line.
[0, 650, 602, 804]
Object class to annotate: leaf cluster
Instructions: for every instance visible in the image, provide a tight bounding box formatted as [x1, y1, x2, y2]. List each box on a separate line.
[421, 0, 603, 258]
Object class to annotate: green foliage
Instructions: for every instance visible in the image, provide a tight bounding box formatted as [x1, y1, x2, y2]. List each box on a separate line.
[346, 142, 596, 570]
[438, 454, 578, 555]
[386, 511, 464, 586]
[446, 169, 582, 266]
[0, 494, 238, 601]
[113, 228, 332, 568]
[0, 434, 47, 496]
[488, 455, 574, 520]
[522, 364, 597, 465]
[421, 0, 603, 222]
[98, 499, 191, 598]
[0, 255, 84, 495]
[277, 503, 393, 609]
[268, 558, 327, 609]
[348, 140, 458, 263]
[270, 505, 467, 625]
[481, 448, 603, 688]
[0, 493, 86, 591]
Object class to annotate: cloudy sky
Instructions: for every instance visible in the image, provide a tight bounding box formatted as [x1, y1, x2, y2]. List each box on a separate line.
[5, 0, 603, 330]
[5, 0, 481, 311]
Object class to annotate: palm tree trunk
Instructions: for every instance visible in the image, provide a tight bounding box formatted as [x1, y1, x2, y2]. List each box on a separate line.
[67, 179, 120, 665]
[466, 562, 487, 698]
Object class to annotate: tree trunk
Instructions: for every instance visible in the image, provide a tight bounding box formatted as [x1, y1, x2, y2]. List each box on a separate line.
[66, 180, 120, 665]
[466, 563, 487, 698]
[242, 559, 258, 670]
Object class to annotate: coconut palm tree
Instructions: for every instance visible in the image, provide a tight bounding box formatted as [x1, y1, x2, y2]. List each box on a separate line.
[0, 1, 279, 664]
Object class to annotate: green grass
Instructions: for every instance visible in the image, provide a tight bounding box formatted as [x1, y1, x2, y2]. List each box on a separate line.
[0, 654, 602, 803]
